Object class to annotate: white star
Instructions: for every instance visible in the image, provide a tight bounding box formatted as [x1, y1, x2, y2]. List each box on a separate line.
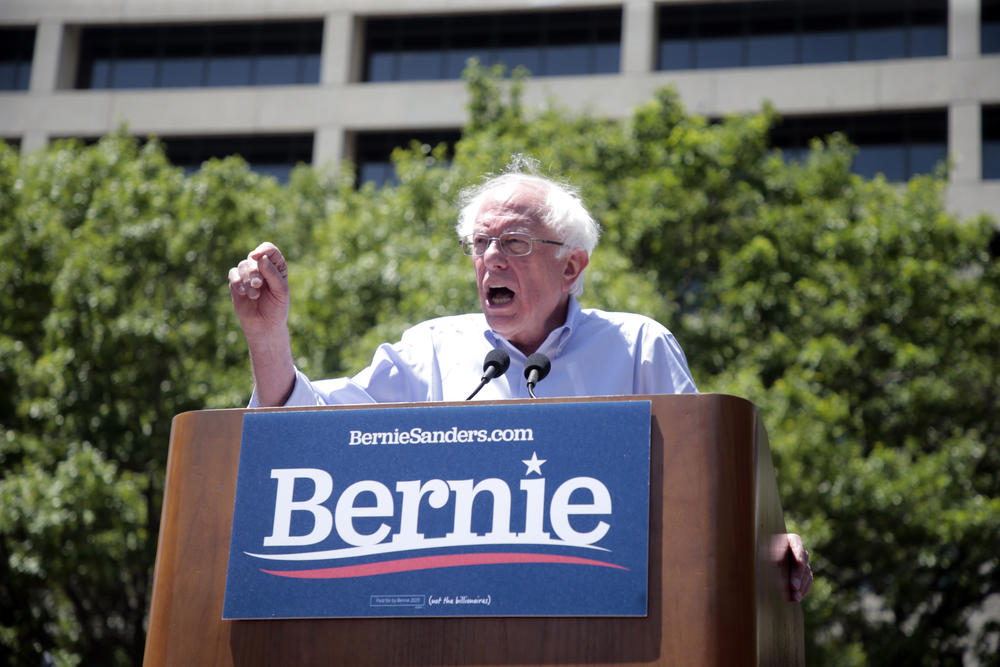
[522, 452, 546, 476]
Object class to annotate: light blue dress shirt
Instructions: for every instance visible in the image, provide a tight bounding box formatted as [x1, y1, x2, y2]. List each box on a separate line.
[251, 297, 698, 406]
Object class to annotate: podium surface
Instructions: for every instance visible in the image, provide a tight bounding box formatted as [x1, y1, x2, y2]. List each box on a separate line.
[143, 394, 803, 666]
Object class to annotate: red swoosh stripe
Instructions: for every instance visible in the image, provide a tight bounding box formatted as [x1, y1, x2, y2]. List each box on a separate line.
[262, 552, 628, 579]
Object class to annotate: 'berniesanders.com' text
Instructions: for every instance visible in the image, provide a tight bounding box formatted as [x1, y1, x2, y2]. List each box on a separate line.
[348, 426, 534, 446]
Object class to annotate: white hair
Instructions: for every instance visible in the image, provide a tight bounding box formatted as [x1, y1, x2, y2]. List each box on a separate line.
[456, 158, 600, 297]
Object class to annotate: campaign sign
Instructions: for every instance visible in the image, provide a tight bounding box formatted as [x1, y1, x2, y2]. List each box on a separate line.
[223, 401, 651, 619]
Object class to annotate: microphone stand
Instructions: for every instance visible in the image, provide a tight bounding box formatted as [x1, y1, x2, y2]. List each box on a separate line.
[524, 353, 551, 399]
[466, 349, 511, 400]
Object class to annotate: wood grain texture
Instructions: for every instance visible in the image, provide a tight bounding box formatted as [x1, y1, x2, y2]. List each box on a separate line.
[143, 395, 803, 666]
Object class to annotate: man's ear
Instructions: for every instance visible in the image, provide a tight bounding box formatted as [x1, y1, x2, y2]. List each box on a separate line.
[561, 249, 589, 292]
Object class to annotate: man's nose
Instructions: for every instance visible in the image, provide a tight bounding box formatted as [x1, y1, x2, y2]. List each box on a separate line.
[482, 237, 507, 264]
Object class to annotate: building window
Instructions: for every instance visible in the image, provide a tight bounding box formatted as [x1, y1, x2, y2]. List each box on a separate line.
[160, 134, 313, 182]
[0, 28, 35, 90]
[658, 0, 947, 70]
[984, 107, 1000, 180]
[354, 130, 461, 187]
[984, 0, 1000, 53]
[76, 22, 322, 89]
[363, 9, 621, 82]
[770, 110, 947, 181]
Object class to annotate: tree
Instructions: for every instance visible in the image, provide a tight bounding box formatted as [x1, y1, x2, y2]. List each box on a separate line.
[0, 136, 322, 665]
[1, 65, 997, 665]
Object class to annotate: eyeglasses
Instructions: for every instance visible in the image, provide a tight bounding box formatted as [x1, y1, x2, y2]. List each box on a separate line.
[460, 232, 564, 257]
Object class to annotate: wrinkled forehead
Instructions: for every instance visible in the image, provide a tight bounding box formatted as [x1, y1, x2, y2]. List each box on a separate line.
[473, 181, 550, 233]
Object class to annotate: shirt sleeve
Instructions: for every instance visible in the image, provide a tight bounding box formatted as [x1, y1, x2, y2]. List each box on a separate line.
[635, 324, 699, 395]
[247, 367, 377, 407]
[247, 324, 439, 407]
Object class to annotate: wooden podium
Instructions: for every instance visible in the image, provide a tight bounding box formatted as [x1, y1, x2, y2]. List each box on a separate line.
[143, 394, 803, 666]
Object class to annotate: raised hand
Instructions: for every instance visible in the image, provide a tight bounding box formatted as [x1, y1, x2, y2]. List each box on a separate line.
[228, 242, 295, 406]
[229, 241, 291, 337]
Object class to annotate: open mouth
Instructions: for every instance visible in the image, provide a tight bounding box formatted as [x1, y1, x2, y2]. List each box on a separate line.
[487, 286, 515, 306]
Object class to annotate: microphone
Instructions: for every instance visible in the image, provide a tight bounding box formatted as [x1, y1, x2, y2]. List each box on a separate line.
[523, 353, 551, 399]
[465, 349, 511, 400]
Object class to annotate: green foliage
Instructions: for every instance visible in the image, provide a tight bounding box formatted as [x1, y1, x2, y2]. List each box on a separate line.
[0, 135, 311, 665]
[1, 66, 997, 665]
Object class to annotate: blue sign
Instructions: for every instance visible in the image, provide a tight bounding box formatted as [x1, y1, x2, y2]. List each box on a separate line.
[223, 401, 651, 619]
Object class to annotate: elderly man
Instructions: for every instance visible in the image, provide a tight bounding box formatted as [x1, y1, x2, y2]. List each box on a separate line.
[228, 166, 813, 601]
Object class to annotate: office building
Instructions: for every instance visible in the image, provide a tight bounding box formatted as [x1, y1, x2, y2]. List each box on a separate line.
[1, 0, 998, 218]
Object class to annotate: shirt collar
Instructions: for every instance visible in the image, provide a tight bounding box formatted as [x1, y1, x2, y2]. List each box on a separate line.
[482, 296, 580, 360]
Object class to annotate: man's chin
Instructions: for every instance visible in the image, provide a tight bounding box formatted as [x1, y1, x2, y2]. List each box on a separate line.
[482, 307, 517, 335]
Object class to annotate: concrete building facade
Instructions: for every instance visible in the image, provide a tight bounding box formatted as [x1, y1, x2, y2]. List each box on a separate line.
[1, 0, 998, 218]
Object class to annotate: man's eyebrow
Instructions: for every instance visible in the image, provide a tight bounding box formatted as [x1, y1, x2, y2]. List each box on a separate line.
[475, 218, 536, 232]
